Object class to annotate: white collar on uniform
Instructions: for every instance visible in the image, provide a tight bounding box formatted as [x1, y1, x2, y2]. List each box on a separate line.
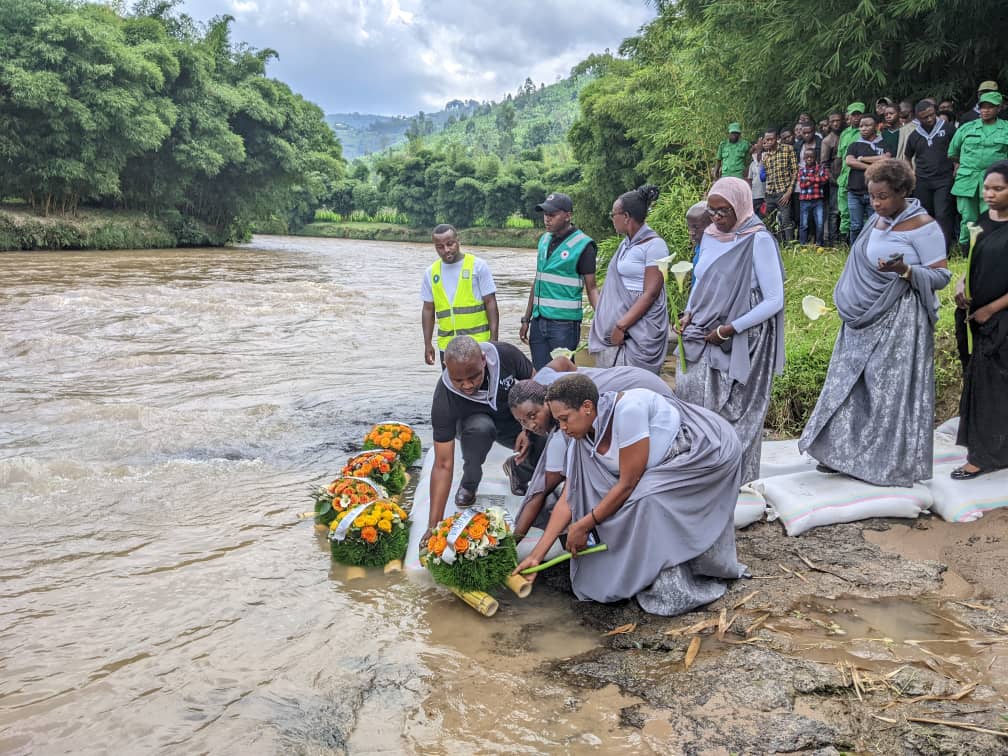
[441, 342, 501, 409]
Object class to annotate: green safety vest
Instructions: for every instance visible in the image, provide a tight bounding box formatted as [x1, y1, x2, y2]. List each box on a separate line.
[431, 254, 491, 350]
[532, 230, 592, 321]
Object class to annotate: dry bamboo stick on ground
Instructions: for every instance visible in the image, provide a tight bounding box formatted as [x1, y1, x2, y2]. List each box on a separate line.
[906, 716, 1008, 737]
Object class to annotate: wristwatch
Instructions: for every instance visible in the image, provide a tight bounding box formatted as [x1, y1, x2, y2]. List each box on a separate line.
[520, 316, 531, 324]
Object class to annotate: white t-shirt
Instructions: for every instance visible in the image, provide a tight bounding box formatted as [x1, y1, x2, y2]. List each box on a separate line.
[420, 255, 496, 303]
[614, 236, 669, 291]
[544, 430, 568, 473]
[593, 389, 682, 476]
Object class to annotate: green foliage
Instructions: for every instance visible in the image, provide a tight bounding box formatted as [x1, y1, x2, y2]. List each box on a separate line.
[426, 535, 519, 592]
[677, 0, 1008, 128]
[0, 0, 345, 243]
[330, 524, 409, 568]
[0, 203, 184, 250]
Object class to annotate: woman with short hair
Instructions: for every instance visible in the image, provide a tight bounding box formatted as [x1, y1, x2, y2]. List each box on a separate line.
[588, 185, 670, 373]
[514, 374, 746, 616]
[507, 359, 674, 537]
[800, 158, 951, 486]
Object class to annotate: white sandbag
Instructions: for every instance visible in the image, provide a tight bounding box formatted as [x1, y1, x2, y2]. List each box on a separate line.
[404, 445, 564, 571]
[925, 466, 1008, 523]
[757, 471, 933, 536]
[758, 439, 818, 479]
[935, 416, 960, 444]
[735, 485, 767, 529]
[932, 436, 968, 469]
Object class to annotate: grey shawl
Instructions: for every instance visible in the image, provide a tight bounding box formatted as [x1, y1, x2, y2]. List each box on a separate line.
[588, 224, 669, 373]
[680, 222, 785, 384]
[833, 199, 950, 328]
[516, 366, 675, 529]
[799, 201, 952, 487]
[675, 291, 778, 484]
[564, 390, 743, 604]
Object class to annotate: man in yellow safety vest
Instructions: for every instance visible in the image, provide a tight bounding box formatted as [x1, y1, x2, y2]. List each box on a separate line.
[422, 224, 499, 367]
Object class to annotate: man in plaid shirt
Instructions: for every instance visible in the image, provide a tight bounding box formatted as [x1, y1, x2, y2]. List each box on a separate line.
[797, 145, 830, 245]
[762, 128, 798, 241]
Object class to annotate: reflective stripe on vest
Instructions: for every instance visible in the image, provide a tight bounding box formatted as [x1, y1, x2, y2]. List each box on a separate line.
[430, 254, 491, 350]
[532, 230, 592, 321]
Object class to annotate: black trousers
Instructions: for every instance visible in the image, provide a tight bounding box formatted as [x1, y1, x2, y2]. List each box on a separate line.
[457, 414, 546, 491]
[914, 178, 956, 252]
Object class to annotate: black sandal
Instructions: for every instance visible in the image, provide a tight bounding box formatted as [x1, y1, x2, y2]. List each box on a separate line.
[951, 465, 987, 481]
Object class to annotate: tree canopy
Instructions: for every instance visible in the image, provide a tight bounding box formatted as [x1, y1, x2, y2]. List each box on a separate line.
[0, 0, 344, 241]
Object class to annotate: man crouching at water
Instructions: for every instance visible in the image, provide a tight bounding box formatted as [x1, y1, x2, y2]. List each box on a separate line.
[425, 336, 547, 539]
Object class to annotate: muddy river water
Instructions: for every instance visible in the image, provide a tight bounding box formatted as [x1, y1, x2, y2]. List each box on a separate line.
[0, 236, 679, 755]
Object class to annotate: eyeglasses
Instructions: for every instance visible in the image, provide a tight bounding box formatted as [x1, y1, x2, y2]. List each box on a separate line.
[609, 210, 628, 218]
[707, 207, 733, 218]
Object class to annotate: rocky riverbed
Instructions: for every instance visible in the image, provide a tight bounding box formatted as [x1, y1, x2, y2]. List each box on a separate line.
[527, 510, 1008, 755]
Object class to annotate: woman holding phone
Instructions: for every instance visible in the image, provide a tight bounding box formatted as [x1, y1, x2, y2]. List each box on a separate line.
[799, 159, 951, 486]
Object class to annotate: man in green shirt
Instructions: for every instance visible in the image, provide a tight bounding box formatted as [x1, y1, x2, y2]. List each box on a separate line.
[714, 123, 751, 179]
[836, 101, 865, 239]
[949, 91, 1008, 244]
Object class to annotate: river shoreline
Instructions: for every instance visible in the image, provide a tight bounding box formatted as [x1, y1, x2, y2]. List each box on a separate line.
[531, 512, 1008, 754]
[293, 220, 542, 248]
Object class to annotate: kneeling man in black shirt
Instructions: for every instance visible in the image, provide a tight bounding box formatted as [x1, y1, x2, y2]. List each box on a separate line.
[426, 336, 546, 536]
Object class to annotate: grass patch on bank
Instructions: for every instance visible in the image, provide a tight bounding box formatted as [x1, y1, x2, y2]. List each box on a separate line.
[294, 221, 543, 249]
[0, 203, 222, 251]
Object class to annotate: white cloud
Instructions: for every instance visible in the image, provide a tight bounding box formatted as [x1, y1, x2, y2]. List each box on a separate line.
[179, 0, 653, 114]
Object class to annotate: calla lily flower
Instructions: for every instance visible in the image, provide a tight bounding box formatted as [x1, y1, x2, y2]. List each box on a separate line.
[801, 295, 832, 321]
[550, 342, 588, 360]
[655, 255, 694, 291]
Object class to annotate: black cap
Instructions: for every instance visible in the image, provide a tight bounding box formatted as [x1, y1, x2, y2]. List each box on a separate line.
[535, 192, 573, 213]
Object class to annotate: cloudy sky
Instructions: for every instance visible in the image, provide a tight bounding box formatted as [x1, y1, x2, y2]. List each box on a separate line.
[180, 0, 655, 115]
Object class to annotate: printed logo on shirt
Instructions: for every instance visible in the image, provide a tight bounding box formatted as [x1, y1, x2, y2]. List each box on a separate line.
[499, 375, 516, 392]
[432, 274, 441, 284]
[462, 270, 471, 279]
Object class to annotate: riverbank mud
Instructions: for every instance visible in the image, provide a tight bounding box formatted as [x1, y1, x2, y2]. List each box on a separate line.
[535, 512, 1008, 754]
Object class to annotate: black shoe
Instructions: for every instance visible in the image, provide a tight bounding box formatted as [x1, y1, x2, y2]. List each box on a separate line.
[502, 456, 527, 497]
[951, 465, 987, 481]
[816, 463, 839, 474]
[454, 486, 477, 508]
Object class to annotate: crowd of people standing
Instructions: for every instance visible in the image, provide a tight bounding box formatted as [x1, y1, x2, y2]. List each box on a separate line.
[414, 89, 1008, 617]
[713, 81, 1008, 252]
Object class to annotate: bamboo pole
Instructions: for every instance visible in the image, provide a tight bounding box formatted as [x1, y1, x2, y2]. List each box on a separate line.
[504, 573, 532, 598]
[448, 587, 498, 616]
[345, 565, 367, 581]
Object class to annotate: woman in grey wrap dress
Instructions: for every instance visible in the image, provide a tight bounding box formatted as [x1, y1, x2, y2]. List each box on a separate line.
[508, 358, 675, 537]
[799, 159, 951, 486]
[676, 177, 785, 484]
[588, 185, 670, 373]
[514, 374, 747, 616]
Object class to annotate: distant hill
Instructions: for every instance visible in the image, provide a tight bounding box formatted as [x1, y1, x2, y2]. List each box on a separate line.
[327, 76, 591, 161]
[430, 75, 589, 157]
[326, 99, 483, 160]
